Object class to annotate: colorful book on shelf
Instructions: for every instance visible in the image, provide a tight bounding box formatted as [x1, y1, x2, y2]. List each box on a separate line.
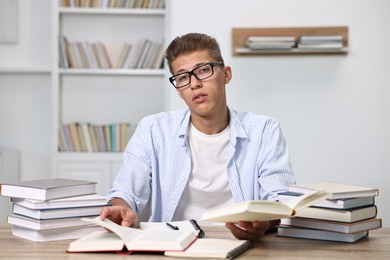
[277, 225, 368, 243]
[67, 217, 197, 254]
[287, 182, 379, 199]
[11, 194, 108, 210]
[295, 205, 378, 223]
[201, 190, 330, 223]
[0, 178, 97, 200]
[277, 191, 375, 209]
[280, 217, 382, 234]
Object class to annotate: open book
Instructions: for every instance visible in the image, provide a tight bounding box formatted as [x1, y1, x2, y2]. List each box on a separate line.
[201, 190, 330, 223]
[165, 238, 253, 259]
[67, 217, 197, 254]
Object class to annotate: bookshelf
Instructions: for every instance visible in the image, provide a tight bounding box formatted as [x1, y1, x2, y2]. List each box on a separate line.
[51, 1, 167, 195]
[232, 26, 348, 56]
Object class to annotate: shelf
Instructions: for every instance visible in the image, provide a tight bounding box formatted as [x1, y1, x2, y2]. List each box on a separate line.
[232, 26, 349, 56]
[58, 68, 165, 76]
[56, 152, 123, 161]
[59, 8, 165, 16]
[0, 68, 51, 74]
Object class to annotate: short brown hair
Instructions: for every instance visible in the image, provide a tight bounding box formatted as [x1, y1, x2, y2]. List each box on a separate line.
[165, 33, 225, 74]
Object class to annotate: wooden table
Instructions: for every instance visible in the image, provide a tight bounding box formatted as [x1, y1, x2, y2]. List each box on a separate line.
[1, 224, 389, 259]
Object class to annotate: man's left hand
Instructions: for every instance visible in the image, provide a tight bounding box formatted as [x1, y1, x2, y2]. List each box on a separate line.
[225, 220, 276, 241]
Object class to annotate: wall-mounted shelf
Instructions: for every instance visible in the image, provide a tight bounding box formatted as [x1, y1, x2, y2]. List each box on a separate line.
[232, 26, 348, 56]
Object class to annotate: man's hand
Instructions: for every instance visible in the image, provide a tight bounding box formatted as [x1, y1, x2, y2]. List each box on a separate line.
[225, 220, 279, 241]
[99, 198, 138, 227]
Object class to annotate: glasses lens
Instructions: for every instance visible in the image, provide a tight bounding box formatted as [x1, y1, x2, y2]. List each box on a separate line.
[173, 73, 190, 88]
[194, 63, 213, 80]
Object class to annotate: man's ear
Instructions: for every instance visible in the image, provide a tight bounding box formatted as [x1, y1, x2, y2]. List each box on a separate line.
[224, 66, 232, 84]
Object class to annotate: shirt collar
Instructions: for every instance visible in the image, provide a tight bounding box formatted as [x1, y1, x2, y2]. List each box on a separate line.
[177, 107, 248, 146]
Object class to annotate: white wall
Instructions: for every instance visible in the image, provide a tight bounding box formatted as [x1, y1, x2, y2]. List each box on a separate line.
[166, 0, 390, 226]
[0, 0, 388, 226]
[0, 0, 52, 181]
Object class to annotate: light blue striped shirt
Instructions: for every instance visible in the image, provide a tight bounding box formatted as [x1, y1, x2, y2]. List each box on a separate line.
[107, 107, 295, 222]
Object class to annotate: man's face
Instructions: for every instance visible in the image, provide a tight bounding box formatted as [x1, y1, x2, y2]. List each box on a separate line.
[171, 50, 232, 120]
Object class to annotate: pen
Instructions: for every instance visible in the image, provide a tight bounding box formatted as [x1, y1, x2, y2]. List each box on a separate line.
[166, 222, 179, 230]
[189, 219, 205, 238]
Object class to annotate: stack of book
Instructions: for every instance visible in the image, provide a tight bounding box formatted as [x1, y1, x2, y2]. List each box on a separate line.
[245, 36, 296, 51]
[297, 34, 344, 51]
[0, 178, 109, 242]
[277, 182, 382, 243]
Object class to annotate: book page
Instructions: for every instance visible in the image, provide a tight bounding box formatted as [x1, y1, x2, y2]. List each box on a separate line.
[82, 217, 142, 242]
[164, 238, 253, 258]
[283, 190, 330, 212]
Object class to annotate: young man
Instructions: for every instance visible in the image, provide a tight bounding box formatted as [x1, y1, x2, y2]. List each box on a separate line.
[100, 33, 295, 241]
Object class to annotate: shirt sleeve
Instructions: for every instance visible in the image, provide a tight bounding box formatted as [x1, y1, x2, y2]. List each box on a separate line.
[257, 119, 295, 201]
[106, 118, 153, 216]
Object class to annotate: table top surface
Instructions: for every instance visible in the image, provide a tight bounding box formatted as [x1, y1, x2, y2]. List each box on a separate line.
[0, 224, 389, 259]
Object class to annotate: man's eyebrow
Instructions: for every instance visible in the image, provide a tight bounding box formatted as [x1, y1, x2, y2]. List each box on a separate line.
[175, 62, 208, 74]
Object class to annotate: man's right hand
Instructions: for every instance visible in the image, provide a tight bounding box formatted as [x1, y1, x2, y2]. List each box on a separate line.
[99, 198, 138, 227]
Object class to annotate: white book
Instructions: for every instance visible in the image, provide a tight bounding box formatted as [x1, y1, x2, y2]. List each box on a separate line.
[288, 182, 379, 199]
[278, 191, 375, 209]
[8, 214, 95, 230]
[13, 204, 103, 220]
[11, 194, 108, 210]
[201, 190, 330, 223]
[165, 238, 253, 259]
[12, 224, 103, 242]
[0, 178, 97, 200]
[280, 217, 382, 234]
[299, 34, 343, 43]
[67, 217, 197, 253]
[277, 225, 368, 243]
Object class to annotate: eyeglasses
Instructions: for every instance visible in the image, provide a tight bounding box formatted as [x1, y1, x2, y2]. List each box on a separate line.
[169, 62, 224, 89]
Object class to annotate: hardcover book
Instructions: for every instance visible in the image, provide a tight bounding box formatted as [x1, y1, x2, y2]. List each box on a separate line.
[67, 217, 197, 254]
[12, 204, 103, 220]
[280, 217, 382, 234]
[11, 194, 108, 210]
[201, 190, 330, 223]
[0, 178, 97, 201]
[164, 238, 253, 259]
[295, 205, 377, 223]
[287, 182, 379, 199]
[277, 225, 368, 243]
[277, 191, 375, 209]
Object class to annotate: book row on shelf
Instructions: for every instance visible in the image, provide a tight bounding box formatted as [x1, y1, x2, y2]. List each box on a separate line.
[59, 36, 165, 70]
[58, 122, 136, 153]
[243, 34, 344, 52]
[59, 0, 165, 9]
[276, 182, 382, 243]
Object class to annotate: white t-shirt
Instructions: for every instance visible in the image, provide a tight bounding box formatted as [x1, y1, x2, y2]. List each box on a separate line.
[172, 123, 234, 221]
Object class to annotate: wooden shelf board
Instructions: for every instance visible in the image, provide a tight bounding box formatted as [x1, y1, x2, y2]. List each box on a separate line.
[232, 26, 349, 56]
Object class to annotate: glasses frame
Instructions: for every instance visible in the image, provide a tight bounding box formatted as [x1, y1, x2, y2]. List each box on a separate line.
[169, 61, 224, 89]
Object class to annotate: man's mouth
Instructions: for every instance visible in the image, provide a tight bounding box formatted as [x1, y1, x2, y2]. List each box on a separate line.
[192, 93, 207, 103]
